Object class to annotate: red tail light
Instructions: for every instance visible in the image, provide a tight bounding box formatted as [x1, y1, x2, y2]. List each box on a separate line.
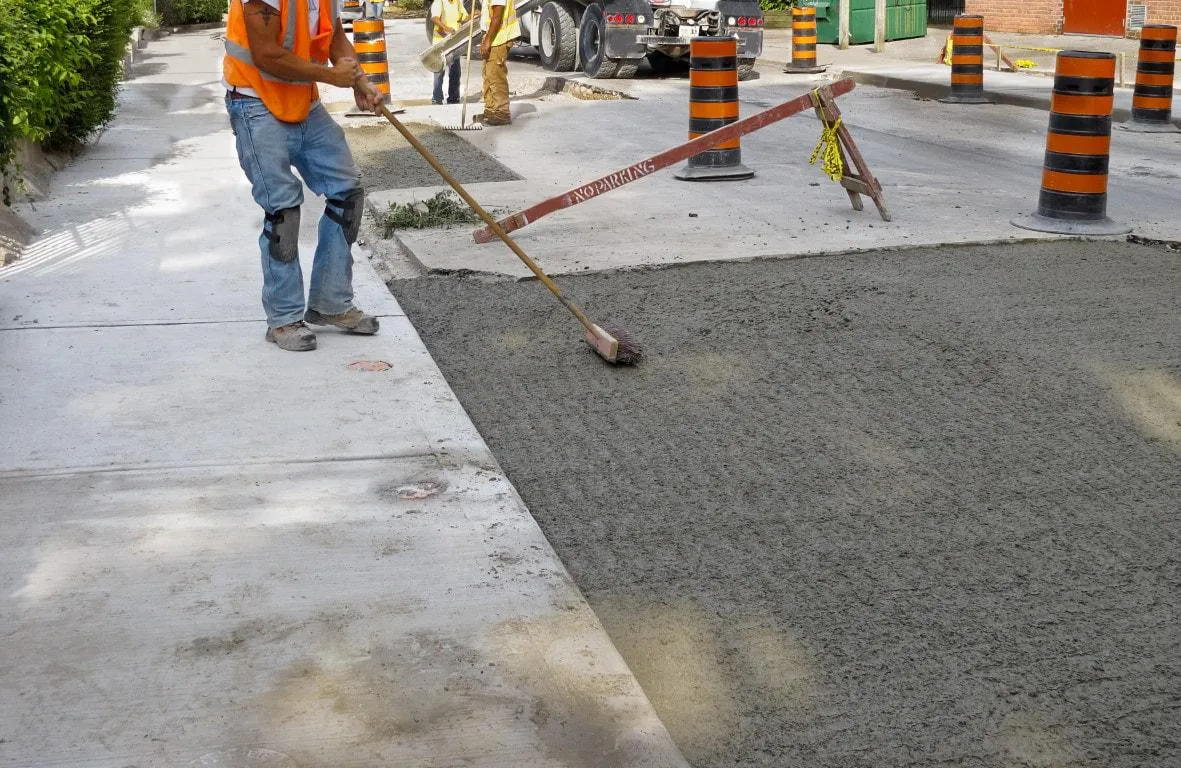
[626, 13, 636, 23]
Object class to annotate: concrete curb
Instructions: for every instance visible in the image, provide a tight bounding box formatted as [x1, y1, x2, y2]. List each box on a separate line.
[835, 68, 1138, 123]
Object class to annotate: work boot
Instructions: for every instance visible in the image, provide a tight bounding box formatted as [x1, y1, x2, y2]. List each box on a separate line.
[305, 307, 380, 335]
[481, 112, 511, 126]
[266, 321, 317, 351]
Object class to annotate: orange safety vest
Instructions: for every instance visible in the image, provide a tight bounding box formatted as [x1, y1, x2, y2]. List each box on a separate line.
[223, 0, 334, 123]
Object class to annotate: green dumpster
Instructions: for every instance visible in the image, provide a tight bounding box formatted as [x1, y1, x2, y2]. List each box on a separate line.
[812, 0, 928, 45]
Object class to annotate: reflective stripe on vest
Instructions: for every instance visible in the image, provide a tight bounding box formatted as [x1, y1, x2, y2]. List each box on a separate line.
[223, 0, 333, 122]
[482, 0, 520, 47]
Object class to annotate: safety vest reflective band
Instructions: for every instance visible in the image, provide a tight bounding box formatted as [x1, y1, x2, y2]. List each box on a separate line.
[433, 0, 468, 43]
[223, 0, 334, 123]
[481, 0, 520, 48]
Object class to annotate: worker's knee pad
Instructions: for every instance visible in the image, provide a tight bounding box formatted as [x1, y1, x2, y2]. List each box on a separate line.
[325, 188, 364, 245]
[264, 206, 301, 263]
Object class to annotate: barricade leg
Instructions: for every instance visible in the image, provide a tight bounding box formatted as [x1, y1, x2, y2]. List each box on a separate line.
[675, 37, 754, 181]
[1013, 51, 1130, 235]
[1121, 25, 1179, 133]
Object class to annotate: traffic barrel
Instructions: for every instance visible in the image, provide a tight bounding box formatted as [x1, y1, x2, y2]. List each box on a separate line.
[1122, 25, 1178, 132]
[940, 14, 991, 104]
[1012, 51, 1130, 235]
[784, 5, 826, 74]
[675, 37, 754, 181]
[352, 18, 391, 103]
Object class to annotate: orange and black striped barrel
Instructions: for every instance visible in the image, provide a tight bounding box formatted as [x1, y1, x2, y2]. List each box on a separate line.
[947, 14, 988, 103]
[1131, 25, 1176, 125]
[791, 6, 818, 69]
[352, 18, 390, 102]
[1038, 51, 1116, 221]
[675, 37, 753, 181]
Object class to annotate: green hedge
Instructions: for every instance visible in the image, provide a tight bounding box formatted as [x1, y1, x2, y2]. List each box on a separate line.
[158, 0, 229, 26]
[0, 0, 157, 203]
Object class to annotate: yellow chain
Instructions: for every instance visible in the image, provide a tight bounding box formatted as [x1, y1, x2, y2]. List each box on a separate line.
[809, 114, 844, 182]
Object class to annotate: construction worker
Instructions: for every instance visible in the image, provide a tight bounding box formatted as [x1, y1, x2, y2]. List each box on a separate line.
[430, 0, 469, 104]
[222, 0, 385, 352]
[477, 0, 519, 125]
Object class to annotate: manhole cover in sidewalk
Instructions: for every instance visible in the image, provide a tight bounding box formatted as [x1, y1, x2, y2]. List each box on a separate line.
[187, 748, 298, 767]
[348, 359, 392, 372]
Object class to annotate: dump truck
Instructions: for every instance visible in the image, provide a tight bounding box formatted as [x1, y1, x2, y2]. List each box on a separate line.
[423, 0, 763, 79]
[524, 0, 764, 78]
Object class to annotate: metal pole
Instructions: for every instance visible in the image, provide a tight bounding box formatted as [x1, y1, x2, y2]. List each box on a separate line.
[839, 0, 850, 49]
[874, 0, 885, 52]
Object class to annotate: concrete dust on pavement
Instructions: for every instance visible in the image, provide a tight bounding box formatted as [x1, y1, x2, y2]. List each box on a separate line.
[0, 27, 691, 768]
[389, 239, 1181, 768]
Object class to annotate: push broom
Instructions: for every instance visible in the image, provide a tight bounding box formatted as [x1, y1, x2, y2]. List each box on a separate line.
[376, 103, 642, 364]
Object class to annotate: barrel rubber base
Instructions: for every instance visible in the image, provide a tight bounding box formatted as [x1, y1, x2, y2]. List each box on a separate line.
[1011, 212, 1132, 236]
[1117, 120, 1181, 133]
[675, 163, 755, 181]
[938, 93, 993, 104]
[783, 64, 828, 74]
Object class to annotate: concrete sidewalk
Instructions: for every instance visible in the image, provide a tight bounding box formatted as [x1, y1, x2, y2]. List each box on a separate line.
[0, 29, 689, 768]
[760, 28, 1181, 125]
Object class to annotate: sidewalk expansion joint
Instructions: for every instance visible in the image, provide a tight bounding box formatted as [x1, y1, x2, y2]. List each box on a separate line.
[0, 315, 405, 332]
[0, 450, 448, 481]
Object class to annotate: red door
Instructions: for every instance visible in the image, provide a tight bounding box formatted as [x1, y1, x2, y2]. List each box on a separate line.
[1063, 0, 1126, 36]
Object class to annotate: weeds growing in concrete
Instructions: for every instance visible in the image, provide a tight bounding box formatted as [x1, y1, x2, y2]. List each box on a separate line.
[378, 192, 479, 236]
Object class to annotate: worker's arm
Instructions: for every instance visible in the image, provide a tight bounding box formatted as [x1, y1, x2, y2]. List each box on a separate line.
[242, 0, 359, 87]
[328, 17, 385, 112]
[431, 0, 453, 37]
[479, 4, 504, 57]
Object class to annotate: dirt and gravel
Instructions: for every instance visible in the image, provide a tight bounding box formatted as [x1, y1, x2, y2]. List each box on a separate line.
[388, 240, 1181, 768]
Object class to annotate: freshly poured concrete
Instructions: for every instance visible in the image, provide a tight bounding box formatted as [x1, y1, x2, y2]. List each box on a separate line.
[0, 29, 689, 768]
[391, 240, 1181, 768]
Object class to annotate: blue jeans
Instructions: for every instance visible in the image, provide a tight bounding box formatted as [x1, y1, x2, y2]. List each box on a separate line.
[226, 95, 362, 328]
[433, 56, 462, 104]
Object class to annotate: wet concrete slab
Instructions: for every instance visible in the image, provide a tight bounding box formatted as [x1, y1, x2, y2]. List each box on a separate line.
[390, 239, 1181, 768]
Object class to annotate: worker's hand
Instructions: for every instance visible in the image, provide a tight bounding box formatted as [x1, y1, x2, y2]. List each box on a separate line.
[479, 37, 491, 59]
[354, 78, 384, 113]
[330, 57, 363, 88]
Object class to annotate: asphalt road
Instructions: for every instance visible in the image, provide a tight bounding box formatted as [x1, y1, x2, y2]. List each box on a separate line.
[389, 240, 1181, 768]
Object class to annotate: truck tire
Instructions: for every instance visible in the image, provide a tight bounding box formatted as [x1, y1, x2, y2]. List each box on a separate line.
[578, 3, 620, 78]
[737, 58, 757, 81]
[615, 58, 640, 78]
[538, 0, 579, 71]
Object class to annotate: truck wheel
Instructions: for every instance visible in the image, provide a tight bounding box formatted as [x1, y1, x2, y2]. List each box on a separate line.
[539, 1, 579, 71]
[615, 58, 640, 78]
[737, 58, 757, 81]
[578, 3, 620, 78]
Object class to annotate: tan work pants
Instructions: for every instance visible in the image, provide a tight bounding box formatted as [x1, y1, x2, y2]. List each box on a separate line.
[482, 42, 511, 120]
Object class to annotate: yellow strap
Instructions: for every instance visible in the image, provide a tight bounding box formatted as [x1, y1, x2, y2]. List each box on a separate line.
[808, 90, 844, 183]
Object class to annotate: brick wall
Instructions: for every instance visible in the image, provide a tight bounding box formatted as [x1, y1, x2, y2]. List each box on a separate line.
[964, 0, 1063, 35]
[1145, 0, 1181, 26]
[963, 1, 1181, 36]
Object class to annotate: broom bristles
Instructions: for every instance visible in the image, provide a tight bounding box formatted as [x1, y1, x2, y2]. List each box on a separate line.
[599, 321, 643, 365]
